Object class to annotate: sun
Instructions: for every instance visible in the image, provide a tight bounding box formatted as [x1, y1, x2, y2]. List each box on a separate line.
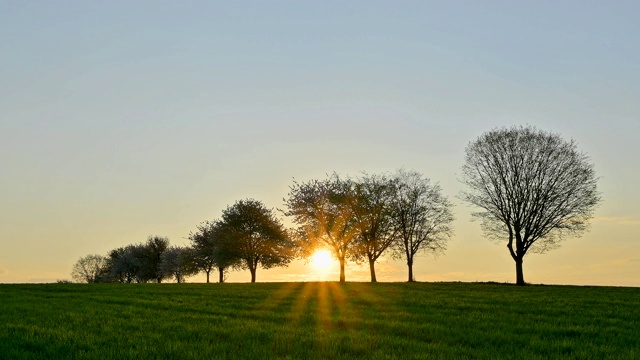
[310, 249, 333, 270]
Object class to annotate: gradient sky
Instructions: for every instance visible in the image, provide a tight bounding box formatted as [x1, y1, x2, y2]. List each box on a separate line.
[2, 1, 639, 285]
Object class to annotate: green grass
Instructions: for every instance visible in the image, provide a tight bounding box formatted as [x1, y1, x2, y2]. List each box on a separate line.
[1, 282, 639, 359]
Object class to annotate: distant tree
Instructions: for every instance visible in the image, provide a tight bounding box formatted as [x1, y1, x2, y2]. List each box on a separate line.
[284, 174, 359, 282]
[461, 126, 600, 285]
[160, 246, 198, 283]
[140, 235, 170, 283]
[188, 221, 239, 283]
[71, 254, 109, 283]
[390, 170, 454, 282]
[347, 173, 399, 282]
[217, 199, 294, 283]
[108, 245, 144, 283]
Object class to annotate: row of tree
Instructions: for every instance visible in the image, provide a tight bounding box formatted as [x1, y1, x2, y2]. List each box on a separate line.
[72, 170, 455, 283]
[71, 236, 197, 284]
[72, 126, 600, 285]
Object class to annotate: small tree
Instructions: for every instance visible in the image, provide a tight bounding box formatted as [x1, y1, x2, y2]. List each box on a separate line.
[284, 174, 359, 282]
[160, 246, 198, 283]
[140, 235, 170, 283]
[71, 254, 109, 283]
[217, 199, 294, 283]
[188, 221, 238, 283]
[391, 170, 454, 282]
[461, 126, 600, 285]
[108, 244, 146, 283]
[347, 173, 399, 282]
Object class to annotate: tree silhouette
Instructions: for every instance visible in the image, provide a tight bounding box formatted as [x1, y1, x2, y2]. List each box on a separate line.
[390, 170, 454, 282]
[141, 236, 170, 283]
[71, 254, 109, 283]
[108, 245, 141, 283]
[347, 173, 399, 282]
[160, 246, 198, 283]
[461, 126, 600, 285]
[188, 220, 239, 283]
[285, 174, 359, 282]
[217, 199, 294, 283]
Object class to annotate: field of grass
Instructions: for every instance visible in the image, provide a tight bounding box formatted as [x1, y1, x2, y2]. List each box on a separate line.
[1, 282, 639, 359]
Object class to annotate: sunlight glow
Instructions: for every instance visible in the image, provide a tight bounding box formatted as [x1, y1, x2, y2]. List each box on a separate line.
[310, 249, 333, 271]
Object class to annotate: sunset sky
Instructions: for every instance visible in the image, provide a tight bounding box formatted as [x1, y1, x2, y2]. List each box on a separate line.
[2, 1, 639, 286]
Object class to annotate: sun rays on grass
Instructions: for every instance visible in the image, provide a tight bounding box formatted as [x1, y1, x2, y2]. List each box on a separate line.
[3, 283, 639, 358]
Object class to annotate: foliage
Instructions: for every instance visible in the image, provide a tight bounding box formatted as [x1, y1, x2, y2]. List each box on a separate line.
[70, 254, 109, 283]
[284, 174, 359, 282]
[141, 235, 171, 283]
[461, 126, 600, 285]
[390, 169, 454, 282]
[107, 245, 144, 283]
[1, 282, 639, 359]
[104, 236, 172, 283]
[216, 199, 295, 283]
[160, 246, 199, 283]
[346, 172, 399, 282]
[188, 220, 239, 283]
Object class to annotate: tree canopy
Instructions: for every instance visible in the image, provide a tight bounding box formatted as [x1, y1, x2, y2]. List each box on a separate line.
[461, 126, 600, 285]
[284, 174, 359, 282]
[391, 169, 454, 282]
[216, 199, 295, 283]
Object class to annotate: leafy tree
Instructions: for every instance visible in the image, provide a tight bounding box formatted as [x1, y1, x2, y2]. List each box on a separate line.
[217, 199, 294, 283]
[108, 244, 145, 283]
[71, 254, 109, 283]
[140, 235, 170, 283]
[391, 170, 454, 282]
[347, 173, 399, 282]
[461, 126, 600, 285]
[188, 221, 238, 283]
[160, 246, 198, 283]
[285, 174, 359, 282]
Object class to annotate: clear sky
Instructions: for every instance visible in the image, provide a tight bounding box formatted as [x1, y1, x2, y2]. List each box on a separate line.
[1, 1, 639, 285]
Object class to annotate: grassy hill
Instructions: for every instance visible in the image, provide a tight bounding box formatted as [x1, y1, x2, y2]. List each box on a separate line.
[1, 282, 638, 359]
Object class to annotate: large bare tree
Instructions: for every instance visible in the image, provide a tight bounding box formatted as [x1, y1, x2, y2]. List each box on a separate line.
[391, 170, 454, 282]
[284, 175, 359, 282]
[461, 126, 600, 285]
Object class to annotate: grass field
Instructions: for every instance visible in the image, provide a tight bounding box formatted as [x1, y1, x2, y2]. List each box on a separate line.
[1, 282, 639, 359]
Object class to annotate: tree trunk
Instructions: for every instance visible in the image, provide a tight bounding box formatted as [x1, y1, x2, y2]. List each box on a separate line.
[250, 267, 257, 283]
[407, 259, 414, 282]
[368, 258, 377, 283]
[218, 267, 225, 283]
[205, 270, 210, 284]
[339, 258, 346, 283]
[515, 258, 525, 285]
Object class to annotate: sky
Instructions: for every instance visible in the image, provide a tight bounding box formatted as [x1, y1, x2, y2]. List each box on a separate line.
[1, 1, 639, 286]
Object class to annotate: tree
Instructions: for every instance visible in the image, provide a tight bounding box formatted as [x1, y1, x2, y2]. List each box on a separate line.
[71, 254, 109, 283]
[108, 245, 141, 283]
[217, 199, 294, 283]
[188, 221, 238, 283]
[160, 246, 198, 283]
[461, 126, 600, 285]
[347, 173, 399, 282]
[284, 174, 359, 282]
[140, 235, 170, 283]
[391, 170, 454, 282]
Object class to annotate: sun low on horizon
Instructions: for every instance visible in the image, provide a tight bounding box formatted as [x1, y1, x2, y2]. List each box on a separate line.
[309, 249, 337, 280]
